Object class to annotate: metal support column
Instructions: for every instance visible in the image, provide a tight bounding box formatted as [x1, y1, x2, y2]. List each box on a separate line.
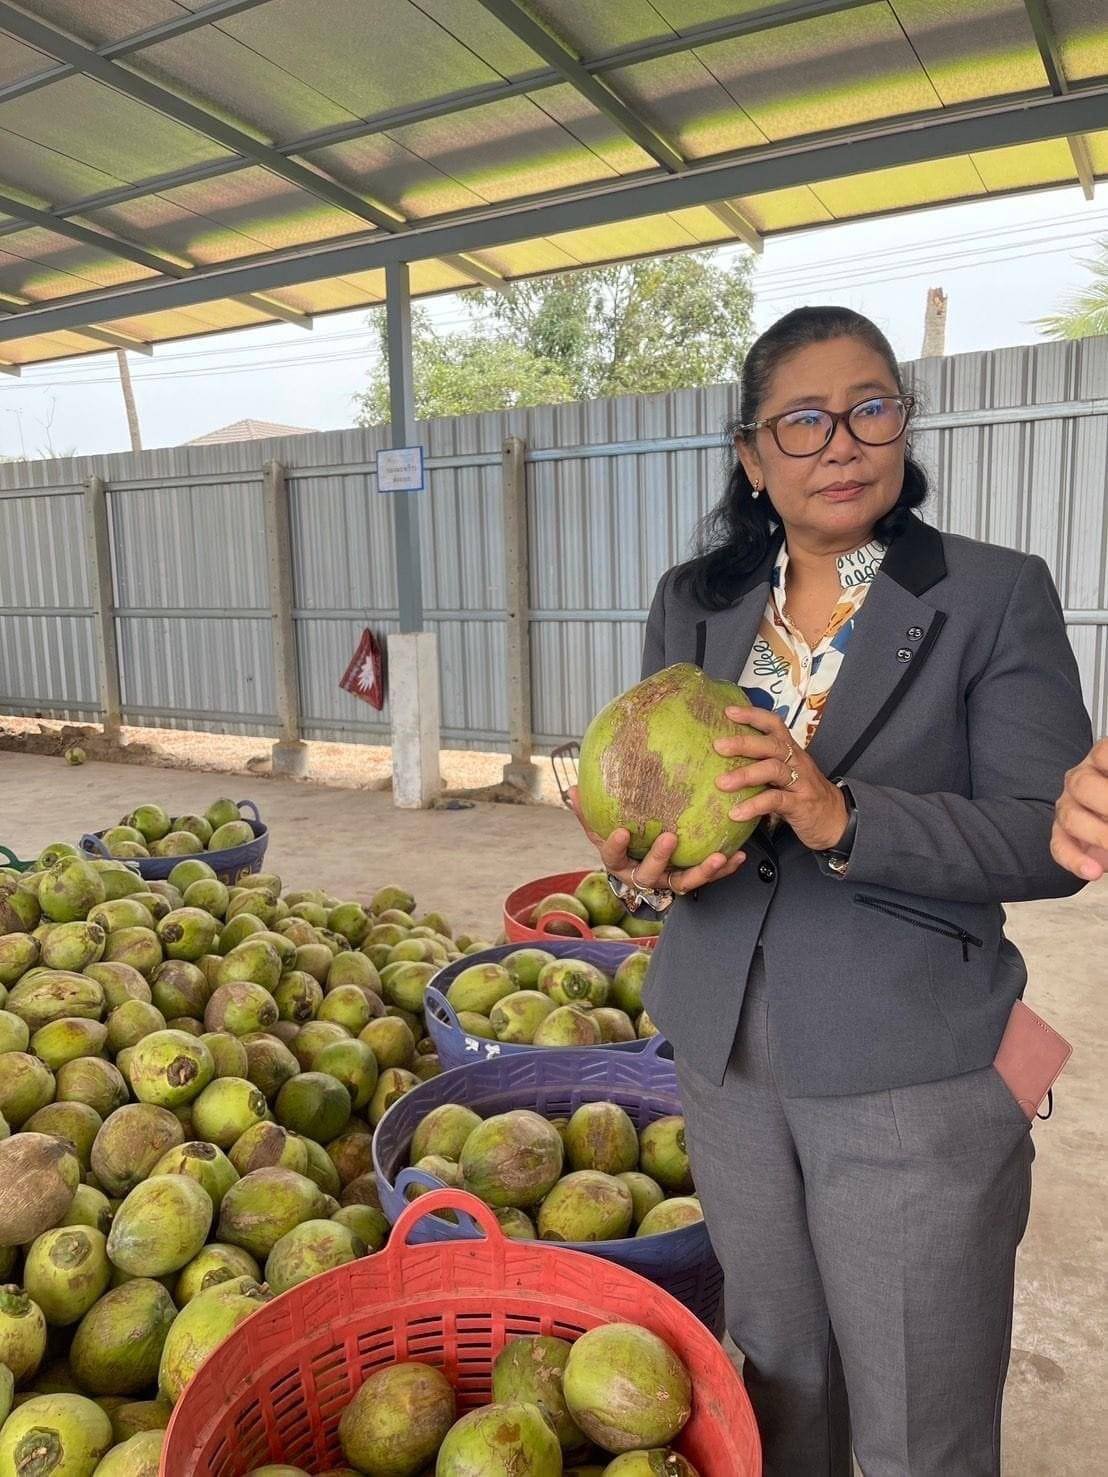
[83, 474, 123, 738]
[386, 260, 423, 633]
[500, 436, 541, 798]
[384, 260, 441, 807]
[262, 458, 307, 777]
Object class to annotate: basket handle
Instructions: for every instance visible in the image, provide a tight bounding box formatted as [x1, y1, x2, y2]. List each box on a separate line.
[424, 986, 461, 1031]
[0, 846, 22, 868]
[641, 1031, 669, 1057]
[80, 832, 112, 858]
[533, 910, 594, 941]
[235, 799, 261, 824]
[390, 1186, 505, 1247]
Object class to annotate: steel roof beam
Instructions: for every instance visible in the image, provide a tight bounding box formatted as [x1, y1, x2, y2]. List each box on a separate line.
[1023, 0, 1096, 198]
[1, 81, 1104, 345]
[0, 2, 873, 240]
[706, 201, 764, 253]
[0, 0, 279, 105]
[473, 0, 685, 172]
[234, 293, 314, 328]
[473, 0, 762, 250]
[0, 189, 189, 276]
[0, 2, 403, 233]
[441, 253, 511, 294]
[77, 328, 154, 354]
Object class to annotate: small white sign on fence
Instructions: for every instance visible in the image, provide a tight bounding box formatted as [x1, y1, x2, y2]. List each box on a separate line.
[375, 446, 425, 493]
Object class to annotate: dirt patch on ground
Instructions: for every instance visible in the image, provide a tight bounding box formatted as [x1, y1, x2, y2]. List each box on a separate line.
[0, 715, 570, 807]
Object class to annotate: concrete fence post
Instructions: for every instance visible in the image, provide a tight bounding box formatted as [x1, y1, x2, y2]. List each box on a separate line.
[262, 458, 307, 778]
[83, 473, 122, 738]
[501, 435, 541, 799]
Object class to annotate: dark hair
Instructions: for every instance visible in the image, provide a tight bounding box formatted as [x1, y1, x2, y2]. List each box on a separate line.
[676, 306, 928, 610]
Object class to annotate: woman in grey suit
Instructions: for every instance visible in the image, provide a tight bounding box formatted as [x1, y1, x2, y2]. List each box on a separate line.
[573, 307, 1092, 1476]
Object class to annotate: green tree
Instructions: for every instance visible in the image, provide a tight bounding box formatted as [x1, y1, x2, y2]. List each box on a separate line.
[1038, 240, 1108, 340]
[354, 307, 575, 423]
[354, 250, 755, 424]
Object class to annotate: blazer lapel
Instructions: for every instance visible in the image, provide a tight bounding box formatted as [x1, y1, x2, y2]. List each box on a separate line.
[806, 517, 949, 779]
[694, 531, 782, 682]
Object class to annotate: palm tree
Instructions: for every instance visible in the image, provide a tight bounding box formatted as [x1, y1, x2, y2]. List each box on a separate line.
[1038, 241, 1108, 339]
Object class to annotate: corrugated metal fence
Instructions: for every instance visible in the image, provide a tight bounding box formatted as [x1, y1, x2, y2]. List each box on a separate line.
[1, 337, 1106, 746]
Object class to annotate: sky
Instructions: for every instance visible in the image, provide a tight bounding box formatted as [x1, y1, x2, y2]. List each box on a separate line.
[0, 183, 1104, 460]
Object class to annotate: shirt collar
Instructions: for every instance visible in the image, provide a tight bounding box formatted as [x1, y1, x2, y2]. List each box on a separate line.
[771, 537, 887, 595]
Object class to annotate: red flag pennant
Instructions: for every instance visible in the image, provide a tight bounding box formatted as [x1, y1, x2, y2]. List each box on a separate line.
[340, 628, 385, 710]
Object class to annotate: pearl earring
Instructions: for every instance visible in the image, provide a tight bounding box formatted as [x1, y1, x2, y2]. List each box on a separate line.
[751, 479, 761, 500]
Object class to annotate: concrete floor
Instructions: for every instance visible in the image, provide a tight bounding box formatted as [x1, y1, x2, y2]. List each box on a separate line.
[1, 751, 1104, 1474]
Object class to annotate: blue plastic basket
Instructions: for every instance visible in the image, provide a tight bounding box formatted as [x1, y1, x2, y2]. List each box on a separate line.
[80, 799, 269, 886]
[425, 940, 666, 1068]
[371, 1046, 723, 1333]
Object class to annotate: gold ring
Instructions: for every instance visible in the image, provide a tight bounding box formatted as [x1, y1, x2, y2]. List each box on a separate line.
[785, 766, 800, 789]
[630, 864, 646, 889]
[782, 744, 795, 766]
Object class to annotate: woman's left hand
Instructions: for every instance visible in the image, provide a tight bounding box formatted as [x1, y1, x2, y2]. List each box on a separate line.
[713, 706, 849, 852]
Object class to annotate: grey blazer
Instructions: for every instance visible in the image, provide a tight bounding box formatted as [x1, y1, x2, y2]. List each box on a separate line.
[640, 516, 1092, 1096]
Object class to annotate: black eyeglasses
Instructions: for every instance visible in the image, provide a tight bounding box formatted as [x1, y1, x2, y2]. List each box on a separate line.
[741, 394, 914, 457]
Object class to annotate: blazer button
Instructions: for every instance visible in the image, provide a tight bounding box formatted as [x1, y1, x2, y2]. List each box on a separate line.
[758, 860, 776, 884]
[896, 647, 913, 662]
[907, 626, 923, 640]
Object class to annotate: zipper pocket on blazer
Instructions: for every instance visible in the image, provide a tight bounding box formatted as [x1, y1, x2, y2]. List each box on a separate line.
[853, 894, 984, 962]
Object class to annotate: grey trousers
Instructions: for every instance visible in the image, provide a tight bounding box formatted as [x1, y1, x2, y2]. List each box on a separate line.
[676, 953, 1034, 1477]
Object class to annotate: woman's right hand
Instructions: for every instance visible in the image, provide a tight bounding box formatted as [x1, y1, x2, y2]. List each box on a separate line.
[568, 787, 747, 896]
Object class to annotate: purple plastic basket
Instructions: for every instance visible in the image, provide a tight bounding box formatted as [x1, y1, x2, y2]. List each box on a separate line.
[371, 1047, 723, 1333]
[425, 940, 667, 1068]
[80, 799, 268, 886]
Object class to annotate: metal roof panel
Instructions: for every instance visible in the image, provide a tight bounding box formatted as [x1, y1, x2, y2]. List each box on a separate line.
[85, 166, 370, 262]
[211, 0, 534, 115]
[1047, 0, 1108, 81]
[384, 93, 625, 201]
[0, 74, 236, 178]
[14, 2, 185, 48]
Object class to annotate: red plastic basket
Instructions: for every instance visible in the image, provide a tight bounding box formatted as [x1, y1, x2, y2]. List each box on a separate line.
[161, 1189, 760, 1477]
[504, 868, 660, 951]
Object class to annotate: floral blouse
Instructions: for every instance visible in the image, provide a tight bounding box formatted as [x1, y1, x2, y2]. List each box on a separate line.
[739, 538, 886, 750]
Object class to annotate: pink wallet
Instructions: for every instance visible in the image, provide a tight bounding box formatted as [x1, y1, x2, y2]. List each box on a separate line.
[993, 1000, 1073, 1120]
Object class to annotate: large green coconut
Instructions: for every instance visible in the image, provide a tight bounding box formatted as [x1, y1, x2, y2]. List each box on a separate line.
[175, 1243, 260, 1305]
[90, 1103, 186, 1198]
[93, 1430, 166, 1476]
[107, 1175, 213, 1276]
[603, 1454, 701, 1476]
[71, 1279, 178, 1395]
[577, 663, 764, 868]
[158, 1277, 271, 1404]
[459, 1110, 563, 1209]
[638, 1117, 693, 1194]
[436, 1401, 562, 1476]
[151, 1140, 239, 1212]
[23, 1226, 112, 1326]
[38, 858, 107, 924]
[503, 948, 555, 989]
[410, 1103, 481, 1164]
[264, 1218, 365, 1294]
[611, 952, 651, 1015]
[0, 1283, 47, 1380]
[536, 1171, 634, 1242]
[0, 1394, 113, 1473]
[564, 1103, 640, 1176]
[338, 1361, 456, 1477]
[563, 1323, 692, 1453]
[216, 1167, 327, 1259]
[492, 1336, 586, 1452]
[636, 1197, 704, 1237]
